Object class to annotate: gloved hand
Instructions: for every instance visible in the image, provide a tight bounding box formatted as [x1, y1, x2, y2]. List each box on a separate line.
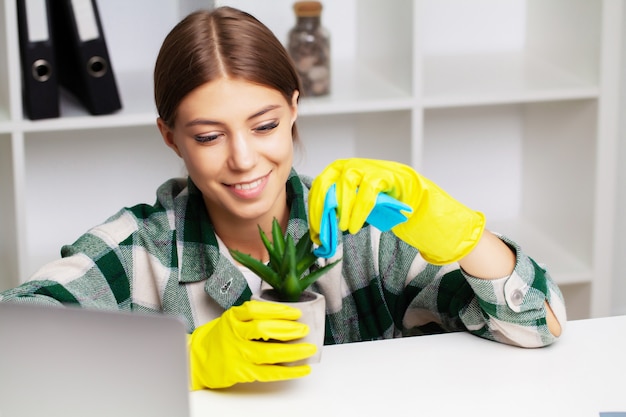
[188, 300, 317, 390]
[308, 158, 486, 265]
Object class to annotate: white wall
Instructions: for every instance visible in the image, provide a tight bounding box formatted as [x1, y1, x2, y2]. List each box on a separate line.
[612, 4, 626, 316]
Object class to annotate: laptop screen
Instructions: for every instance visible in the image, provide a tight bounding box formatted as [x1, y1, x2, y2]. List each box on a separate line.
[0, 303, 190, 417]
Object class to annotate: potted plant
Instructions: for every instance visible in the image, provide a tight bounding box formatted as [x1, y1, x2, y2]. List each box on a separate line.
[229, 218, 340, 363]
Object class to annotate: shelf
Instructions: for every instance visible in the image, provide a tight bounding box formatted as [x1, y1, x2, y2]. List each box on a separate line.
[13, 60, 414, 133]
[15, 71, 157, 133]
[489, 218, 593, 286]
[296, 60, 414, 116]
[423, 52, 599, 108]
[55, 70, 156, 121]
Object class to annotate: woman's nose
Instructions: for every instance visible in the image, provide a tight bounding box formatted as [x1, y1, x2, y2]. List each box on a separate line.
[228, 132, 257, 171]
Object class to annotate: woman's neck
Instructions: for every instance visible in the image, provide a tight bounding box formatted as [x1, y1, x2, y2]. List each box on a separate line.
[210, 207, 290, 263]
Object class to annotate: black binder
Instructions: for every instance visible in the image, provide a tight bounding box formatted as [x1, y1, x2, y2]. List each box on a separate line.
[16, 0, 60, 120]
[50, 0, 122, 115]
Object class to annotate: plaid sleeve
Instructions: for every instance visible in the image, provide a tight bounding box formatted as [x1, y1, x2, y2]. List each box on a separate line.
[460, 235, 567, 347]
[0, 210, 138, 310]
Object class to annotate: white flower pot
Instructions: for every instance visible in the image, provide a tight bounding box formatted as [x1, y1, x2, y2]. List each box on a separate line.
[252, 289, 326, 364]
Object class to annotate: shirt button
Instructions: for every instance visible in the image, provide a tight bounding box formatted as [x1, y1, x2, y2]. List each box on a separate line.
[511, 289, 524, 306]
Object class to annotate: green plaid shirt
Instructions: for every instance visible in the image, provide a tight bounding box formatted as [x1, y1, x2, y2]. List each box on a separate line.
[0, 170, 566, 347]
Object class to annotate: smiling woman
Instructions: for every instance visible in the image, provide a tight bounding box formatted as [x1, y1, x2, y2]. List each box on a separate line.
[0, 5, 566, 394]
[157, 77, 298, 251]
[153, 7, 303, 253]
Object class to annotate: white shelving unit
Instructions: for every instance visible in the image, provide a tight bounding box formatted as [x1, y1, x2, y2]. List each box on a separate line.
[1, 0, 622, 319]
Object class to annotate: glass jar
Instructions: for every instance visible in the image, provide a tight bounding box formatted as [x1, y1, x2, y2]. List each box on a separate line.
[288, 1, 331, 97]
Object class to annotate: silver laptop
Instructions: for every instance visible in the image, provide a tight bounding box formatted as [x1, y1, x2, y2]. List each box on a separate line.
[0, 303, 190, 417]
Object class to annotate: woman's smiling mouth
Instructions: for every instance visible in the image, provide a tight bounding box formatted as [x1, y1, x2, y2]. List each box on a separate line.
[233, 177, 264, 190]
[227, 173, 271, 198]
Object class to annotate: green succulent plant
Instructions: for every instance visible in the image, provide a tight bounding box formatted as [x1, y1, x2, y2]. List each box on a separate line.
[230, 218, 340, 302]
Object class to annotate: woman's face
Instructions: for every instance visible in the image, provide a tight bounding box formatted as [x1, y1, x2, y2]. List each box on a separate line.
[158, 77, 298, 225]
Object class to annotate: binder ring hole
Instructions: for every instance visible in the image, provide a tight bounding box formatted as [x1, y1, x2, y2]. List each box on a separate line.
[87, 56, 108, 78]
[32, 60, 52, 82]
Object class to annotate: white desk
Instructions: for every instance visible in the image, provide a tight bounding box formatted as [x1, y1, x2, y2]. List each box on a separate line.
[190, 316, 626, 417]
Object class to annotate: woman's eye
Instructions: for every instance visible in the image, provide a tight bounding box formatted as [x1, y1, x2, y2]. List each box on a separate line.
[194, 133, 221, 143]
[254, 121, 279, 133]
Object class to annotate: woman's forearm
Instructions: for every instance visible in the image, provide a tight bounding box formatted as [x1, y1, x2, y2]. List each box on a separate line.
[459, 230, 562, 337]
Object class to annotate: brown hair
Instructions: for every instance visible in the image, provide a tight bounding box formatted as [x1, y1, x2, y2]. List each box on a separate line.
[154, 7, 301, 141]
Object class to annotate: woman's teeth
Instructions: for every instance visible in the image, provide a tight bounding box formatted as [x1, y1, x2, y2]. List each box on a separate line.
[234, 178, 262, 190]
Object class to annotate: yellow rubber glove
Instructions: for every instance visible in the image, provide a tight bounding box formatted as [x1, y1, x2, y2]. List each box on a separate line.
[309, 158, 486, 265]
[188, 300, 317, 390]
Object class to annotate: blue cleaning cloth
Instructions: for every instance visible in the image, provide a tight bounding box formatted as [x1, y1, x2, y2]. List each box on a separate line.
[313, 184, 413, 258]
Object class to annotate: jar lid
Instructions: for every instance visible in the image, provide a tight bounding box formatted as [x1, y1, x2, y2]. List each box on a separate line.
[293, 1, 323, 17]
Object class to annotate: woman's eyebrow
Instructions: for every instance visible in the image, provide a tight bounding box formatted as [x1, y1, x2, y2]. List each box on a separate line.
[184, 104, 282, 128]
[247, 104, 281, 121]
[185, 118, 220, 127]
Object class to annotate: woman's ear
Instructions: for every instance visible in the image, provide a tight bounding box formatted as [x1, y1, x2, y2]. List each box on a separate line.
[157, 118, 182, 158]
[290, 90, 300, 124]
